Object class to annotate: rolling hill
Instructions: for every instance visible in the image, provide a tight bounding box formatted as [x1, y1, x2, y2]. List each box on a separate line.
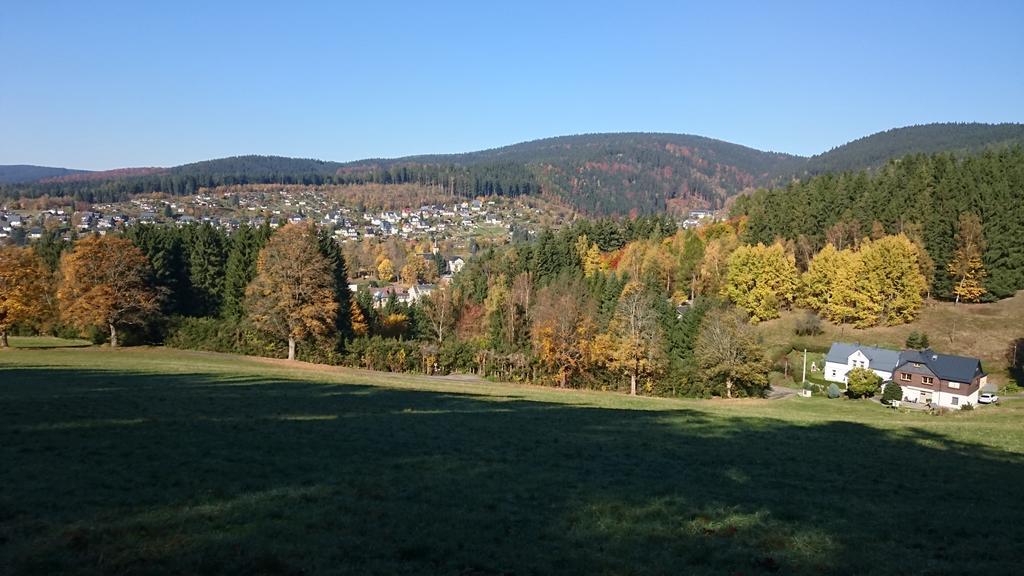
[3, 123, 1022, 215]
[0, 165, 90, 185]
[798, 122, 1024, 176]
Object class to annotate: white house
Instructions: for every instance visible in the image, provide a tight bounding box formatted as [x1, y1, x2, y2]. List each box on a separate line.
[824, 343, 902, 385]
[448, 257, 466, 275]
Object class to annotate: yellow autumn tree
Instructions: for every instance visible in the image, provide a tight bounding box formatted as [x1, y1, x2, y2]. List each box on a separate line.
[824, 235, 926, 327]
[576, 235, 605, 278]
[377, 258, 395, 282]
[823, 247, 876, 326]
[721, 242, 798, 323]
[0, 247, 52, 347]
[601, 281, 664, 395]
[245, 223, 339, 360]
[858, 235, 927, 326]
[947, 213, 987, 303]
[531, 280, 597, 387]
[696, 232, 737, 296]
[350, 299, 369, 337]
[800, 243, 843, 311]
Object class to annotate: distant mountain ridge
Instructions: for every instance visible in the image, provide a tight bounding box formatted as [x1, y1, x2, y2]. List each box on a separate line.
[0, 165, 90, 184]
[3, 123, 1022, 214]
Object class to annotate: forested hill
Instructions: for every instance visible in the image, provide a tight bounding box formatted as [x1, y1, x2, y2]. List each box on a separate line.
[3, 124, 1022, 215]
[798, 123, 1024, 177]
[0, 165, 90, 184]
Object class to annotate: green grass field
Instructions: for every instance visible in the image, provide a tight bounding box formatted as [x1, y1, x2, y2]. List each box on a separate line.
[2, 347, 1022, 575]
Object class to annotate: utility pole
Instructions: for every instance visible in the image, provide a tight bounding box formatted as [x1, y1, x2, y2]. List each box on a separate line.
[802, 348, 807, 386]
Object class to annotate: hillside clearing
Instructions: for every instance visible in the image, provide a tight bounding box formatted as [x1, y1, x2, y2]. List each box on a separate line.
[757, 291, 1024, 385]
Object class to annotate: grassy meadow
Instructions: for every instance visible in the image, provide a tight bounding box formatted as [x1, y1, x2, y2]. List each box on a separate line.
[2, 346, 1023, 575]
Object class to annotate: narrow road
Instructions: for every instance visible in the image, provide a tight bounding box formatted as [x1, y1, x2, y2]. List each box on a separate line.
[767, 385, 800, 400]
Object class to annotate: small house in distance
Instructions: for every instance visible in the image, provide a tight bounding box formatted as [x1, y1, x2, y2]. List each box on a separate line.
[893, 349, 987, 409]
[824, 343, 901, 384]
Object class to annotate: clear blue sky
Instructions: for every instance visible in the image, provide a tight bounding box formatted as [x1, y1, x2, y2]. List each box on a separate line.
[2, 1, 1022, 170]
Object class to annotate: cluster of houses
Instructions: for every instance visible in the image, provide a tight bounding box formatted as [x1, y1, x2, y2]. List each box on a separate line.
[823, 342, 990, 409]
[3, 190, 560, 246]
[680, 209, 717, 229]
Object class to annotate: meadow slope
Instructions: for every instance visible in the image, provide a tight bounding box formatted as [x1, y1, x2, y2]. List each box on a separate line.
[1, 346, 1022, 575]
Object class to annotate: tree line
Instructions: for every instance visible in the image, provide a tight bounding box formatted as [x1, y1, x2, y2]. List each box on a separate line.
[0, 189, 1001, 398]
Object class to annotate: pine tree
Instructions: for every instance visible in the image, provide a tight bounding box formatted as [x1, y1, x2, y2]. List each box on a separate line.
[186, 223, 227, 316]
[317, 229, 354, 344]
[223, 224, 265, 320]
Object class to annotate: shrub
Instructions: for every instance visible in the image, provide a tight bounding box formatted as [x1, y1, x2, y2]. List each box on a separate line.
[881, 381, 902, 405]
[827, 383, 841, 398]
[906, 331, 930, 350]
[960, 402, 974, 411]
[847, 367, 883, 398]
[794, 312, 824, 336]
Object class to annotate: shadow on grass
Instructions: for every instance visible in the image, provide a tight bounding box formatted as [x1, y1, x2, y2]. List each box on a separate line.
[1, 365, 1021, 575]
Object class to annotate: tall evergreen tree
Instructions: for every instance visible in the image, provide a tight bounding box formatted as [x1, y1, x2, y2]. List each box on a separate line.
[186, 223, 227, 317]
[317, 230, 354, 345]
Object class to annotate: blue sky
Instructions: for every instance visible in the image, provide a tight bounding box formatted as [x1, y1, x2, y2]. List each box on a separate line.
[2, 1, 1022, 169]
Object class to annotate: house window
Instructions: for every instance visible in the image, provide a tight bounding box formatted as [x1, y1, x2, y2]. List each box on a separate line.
[948, 382, 961, 389]
[913, 363, 923, 368]
[831, 370, 836, 377]
[900, 373, 912, 382]
[952, 397, 959, 406]
[922, 376, 934, 385]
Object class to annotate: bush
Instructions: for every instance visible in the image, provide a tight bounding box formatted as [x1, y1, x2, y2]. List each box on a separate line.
[794, 312, 824, 336]
[881, 381, 902, 405]
[847, 367, 883, 398]
[906, 331, 930, 350]
[960, 402, 974, 411]
[827, 383, 841, 399]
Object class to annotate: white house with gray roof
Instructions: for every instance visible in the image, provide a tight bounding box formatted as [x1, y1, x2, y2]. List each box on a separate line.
[824, 343, 902, 385]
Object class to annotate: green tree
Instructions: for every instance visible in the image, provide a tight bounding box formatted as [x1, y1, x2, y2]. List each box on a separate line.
[846, 367, 882, 398]
[905, 331, 930, 350]
[222, 223, 271, 320]
[186, 223, 227, 316]
[882, 381, 903, 405]
[694, 309, 770, 398]
[317, 229, 354, 344]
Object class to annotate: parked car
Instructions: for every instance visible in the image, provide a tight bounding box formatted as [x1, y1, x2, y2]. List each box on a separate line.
[978, 392, 999, 404]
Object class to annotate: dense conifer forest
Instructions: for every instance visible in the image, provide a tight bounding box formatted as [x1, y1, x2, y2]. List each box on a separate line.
[734, 146, 1024, 299]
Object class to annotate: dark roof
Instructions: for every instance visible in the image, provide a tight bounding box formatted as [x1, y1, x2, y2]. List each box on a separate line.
[825, 342, 902, 372]
[898, 349, 985, 383]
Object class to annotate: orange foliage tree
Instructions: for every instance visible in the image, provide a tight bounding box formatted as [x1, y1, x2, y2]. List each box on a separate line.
[245, 224, 339, 360]
[57, 236, 161, 347]
[0, 247, 52, 347]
